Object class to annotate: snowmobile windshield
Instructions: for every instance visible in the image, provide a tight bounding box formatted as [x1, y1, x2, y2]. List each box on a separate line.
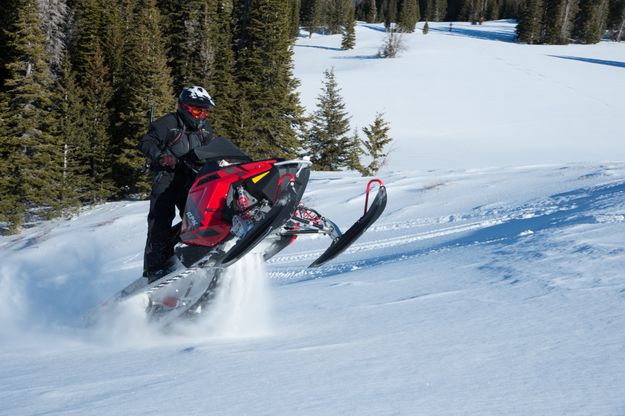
[185, 137, 252, 164]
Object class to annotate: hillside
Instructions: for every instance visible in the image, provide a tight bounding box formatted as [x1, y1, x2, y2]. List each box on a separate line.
[1, 21, 624, 415]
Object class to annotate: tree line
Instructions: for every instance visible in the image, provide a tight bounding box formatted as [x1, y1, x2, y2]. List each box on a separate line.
[302, 0, 623, 41]
[0, 0, 393, 233]
[1, 0, 622, 233]
[517, 0, 625, 43]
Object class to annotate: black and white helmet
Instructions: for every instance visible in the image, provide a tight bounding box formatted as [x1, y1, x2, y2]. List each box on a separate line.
[177, 86, 216, 130]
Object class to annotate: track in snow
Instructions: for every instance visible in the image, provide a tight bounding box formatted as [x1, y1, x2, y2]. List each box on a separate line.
[268, 180, 625, 283]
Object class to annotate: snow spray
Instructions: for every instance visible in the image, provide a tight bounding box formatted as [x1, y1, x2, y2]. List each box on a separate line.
[195, 249, 273, 338]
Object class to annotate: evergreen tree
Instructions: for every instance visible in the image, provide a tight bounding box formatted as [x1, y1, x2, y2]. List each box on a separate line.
[4, 0, 65, 226]
[486, 0, 502, 19]
[0, 94, 22, 231]
[573, 0, 610, 43]
[361, 113, 392, 176]
[501, 0, 523, 18]
[517, 0, 546, 43]
[421, 0, 447, 21]
[326, 0, 352, 34]
[290, 0, 302, 38]
[0, 0, 20, 91]
[83, 44, 115, 202]
[209, 0, 239, 139]
[39, 0, 69, 77]
[305, 68, 352, 171]
[346, 127, 367, 175]
[233, 0, 304, 159]
[398, 0, 420, 32]
[543, 0, 579, 44]
[423, 20, 430, 33]
[383, 0, 398, 29]
[301, 0, 324, 37]
[71, 0, 103, 83]
[461, 0, 487, 23]
[114, 0, 175, 195]
[57, 56, 87, 210]
[358, 0, 378, 22]
[608, 0, 625, 40]
[341, 3, 357, 49]
[99, 0, 125, 82]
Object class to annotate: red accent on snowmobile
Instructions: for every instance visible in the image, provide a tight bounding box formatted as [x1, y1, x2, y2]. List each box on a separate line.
[364, 179, 384, 215]
[161, 296, 179, 308]
[180, 160, 277, 247]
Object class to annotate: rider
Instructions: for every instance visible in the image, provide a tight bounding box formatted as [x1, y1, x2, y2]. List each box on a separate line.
[139, 86, 219, 282]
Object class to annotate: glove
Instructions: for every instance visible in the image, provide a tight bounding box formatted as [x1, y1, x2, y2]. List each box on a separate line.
[159, 153, 177, 168]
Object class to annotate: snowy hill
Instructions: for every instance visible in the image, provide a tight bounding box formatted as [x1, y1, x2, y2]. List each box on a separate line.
[1, 21, 625, 415]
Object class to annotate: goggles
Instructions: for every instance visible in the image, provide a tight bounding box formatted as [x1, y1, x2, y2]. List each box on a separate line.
[181, 102, 211, 119]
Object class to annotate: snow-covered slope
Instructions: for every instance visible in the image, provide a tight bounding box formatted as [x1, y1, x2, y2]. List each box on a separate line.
[1, 21, 625, 415]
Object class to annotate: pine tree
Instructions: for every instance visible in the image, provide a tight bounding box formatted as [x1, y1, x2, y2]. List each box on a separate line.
[398, 0, 420, 32]
[290, 0, 302, 38]
[4, 0, 65, 227]
[0, 0, 20, 91]
[71, 0, 103, 82]
[608, 0, 625, 41]
[341, 3, 357, 49]
[326, 0, 352, 34]
[39, 0, 69, 77]
[421, 0, 447, 21]
[83, 44, 114, 202]
[209, 0, 239, 139]
[57, 56, 87, 210]
[114, 0, 175, 195]
[383, 0, 399, 30]
[517, 0, 546, 43]
[543, 0, 579, 44]
[423, 20, 430, 33]
[301, 0, 324, 37]
[461, 0, 488, 23]
[486, 0, 502, 19]
[99, 0, 124, 77]
[306, 68, 352, 171]
[346, 127, 367, 175]
[233, 0, 303, 159]
[361, 113, 392, 176]
[434, 0, 448, 20]
[161, 0, 219, 92]
[0, 94, 22, 231]
[574, 0, 610, 43]
[358, 0, 378, 22]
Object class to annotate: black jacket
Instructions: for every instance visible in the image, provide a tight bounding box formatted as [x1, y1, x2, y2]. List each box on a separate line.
[138, 112, 217, 171]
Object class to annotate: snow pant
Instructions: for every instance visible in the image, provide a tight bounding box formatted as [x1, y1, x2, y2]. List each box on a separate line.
[143, 170, 191, 276]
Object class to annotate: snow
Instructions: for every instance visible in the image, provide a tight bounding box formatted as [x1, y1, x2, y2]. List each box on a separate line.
[1, 21, 625, 415]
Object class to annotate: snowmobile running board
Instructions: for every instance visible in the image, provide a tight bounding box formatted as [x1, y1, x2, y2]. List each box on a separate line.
[309, 180, 387, 268]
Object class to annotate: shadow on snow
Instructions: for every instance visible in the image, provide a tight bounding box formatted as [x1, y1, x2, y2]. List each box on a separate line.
[432, 25, 517, 43]
[548, 55, 625, 69]
[294, 44, 343, 52]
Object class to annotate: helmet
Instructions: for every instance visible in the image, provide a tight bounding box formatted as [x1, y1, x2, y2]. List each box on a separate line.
[177, 86, 216, 130]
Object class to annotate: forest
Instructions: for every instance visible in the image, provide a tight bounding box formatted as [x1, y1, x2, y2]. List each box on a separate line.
[0, 0, 623, 233]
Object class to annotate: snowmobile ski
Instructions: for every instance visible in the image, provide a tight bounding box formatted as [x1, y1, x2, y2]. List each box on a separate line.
[309, 180, 387, 267]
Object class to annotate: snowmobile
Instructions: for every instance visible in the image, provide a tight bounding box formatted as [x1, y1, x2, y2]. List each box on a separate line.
[86, 137, 387, 328]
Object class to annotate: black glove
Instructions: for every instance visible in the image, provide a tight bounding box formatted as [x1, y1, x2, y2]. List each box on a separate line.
[159, 153, 177, 168]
